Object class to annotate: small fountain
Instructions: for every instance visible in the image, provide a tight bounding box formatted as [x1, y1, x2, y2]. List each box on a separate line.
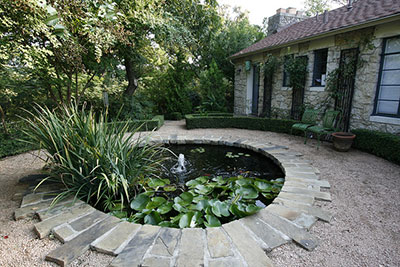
[171, 154, 187, 174]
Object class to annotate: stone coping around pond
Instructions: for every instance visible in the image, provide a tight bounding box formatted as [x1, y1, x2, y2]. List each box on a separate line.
[14, 134, 332, 267]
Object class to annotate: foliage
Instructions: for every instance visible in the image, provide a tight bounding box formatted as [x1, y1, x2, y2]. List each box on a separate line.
[185, 114, 299, 135]
[284, 56, 308, 90]
[22, 104, 166, 211]
[197, 60, 230, 112]
[352, 129, 400, 165]
[119, 175, 284, 228]
[0, 122, 38, 158]
[304, 0, 347, 16]
[261, 54, 281, 117]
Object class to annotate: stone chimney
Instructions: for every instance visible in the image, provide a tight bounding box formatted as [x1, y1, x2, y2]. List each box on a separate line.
[267, 7, 306, 36]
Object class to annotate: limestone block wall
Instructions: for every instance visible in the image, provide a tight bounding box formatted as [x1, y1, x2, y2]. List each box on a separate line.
[233, 22, 400, 134]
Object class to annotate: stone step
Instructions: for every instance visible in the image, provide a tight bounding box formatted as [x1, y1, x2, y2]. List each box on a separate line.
[284, 177, 331, 188]
[241, 216, 288, 251]
[37, 200, 85, 221]
[208, 258, 246, 267]
[14, 197, 74, 220]
[276, 192, 315, 205]
[149, 227, 181, 257]
[46, 216, 120, 266]
[53, 210, 108, 242]
[284, 181, 321, 191]
[34, 204, 94, 239]
[267, 204, 317, 229]
[141, 256, 171, 267]
[91, 221, 141, 256]
[110, 225, 160, 267]
[206, 227, 234, 258]
[223, 220, 274, 267]
[176, 228, 205, 267]
[281, 186, 332, 202]
[285, 172, 319, 180]
[273, 198, 333, 222]
[256, 210, 319, 251]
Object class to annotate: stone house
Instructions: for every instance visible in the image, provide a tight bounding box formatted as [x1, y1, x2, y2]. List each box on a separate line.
[230, 0, 400, 133]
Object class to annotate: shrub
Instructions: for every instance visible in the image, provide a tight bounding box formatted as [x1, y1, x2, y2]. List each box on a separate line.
[23, 104, 167, 211]
[0, 122, 38, 158]
[185, 114, 298, 134]
[165, 112, 183, 121]
[352, 129, 400, 165]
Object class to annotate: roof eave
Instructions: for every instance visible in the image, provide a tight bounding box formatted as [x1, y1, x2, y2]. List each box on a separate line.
[229, 13, 400, 61]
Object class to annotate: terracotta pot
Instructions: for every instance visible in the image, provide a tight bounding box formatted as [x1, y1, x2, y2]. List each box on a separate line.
[332, 132, 356, 152]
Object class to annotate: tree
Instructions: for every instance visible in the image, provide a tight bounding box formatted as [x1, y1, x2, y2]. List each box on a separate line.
[304, 0, 348, 16]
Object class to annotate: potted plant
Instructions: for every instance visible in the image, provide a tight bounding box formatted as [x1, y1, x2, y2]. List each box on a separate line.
[331, 132, 356, 152]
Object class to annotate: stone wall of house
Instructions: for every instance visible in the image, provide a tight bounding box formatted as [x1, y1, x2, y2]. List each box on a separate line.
[233, 22, 400, 134]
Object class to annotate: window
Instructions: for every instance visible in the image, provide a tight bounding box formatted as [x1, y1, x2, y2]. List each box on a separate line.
[282, 55, 291, 87]
[374, 36, 400, 117]
[312, 49, 328, 86]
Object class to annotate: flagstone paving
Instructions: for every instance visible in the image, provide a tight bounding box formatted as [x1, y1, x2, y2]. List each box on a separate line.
[14, 132, 332, 267]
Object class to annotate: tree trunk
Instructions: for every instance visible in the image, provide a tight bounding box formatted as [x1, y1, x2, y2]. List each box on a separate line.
[124, 56, 138, 96]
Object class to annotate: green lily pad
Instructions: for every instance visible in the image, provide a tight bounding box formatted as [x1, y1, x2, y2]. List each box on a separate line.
[146, 197, 167, 210]
[195, 199, 210, 211]
[194, 184, 214, 195]
[211, 201, 230, 217]
[179, 212, 194, 228]
[163, 185, 177, 192]
[204, 215, 221, 227]
[156, 201, 173, 214]
[130, 194, 150, 211]
[185, 179, 201, 188]
[235, 185, 259, 199]
[144, 211, 162, 225]
[254, 181, 273, 192]
[148, 178, 168, 188]
[179, 192, 194, 203]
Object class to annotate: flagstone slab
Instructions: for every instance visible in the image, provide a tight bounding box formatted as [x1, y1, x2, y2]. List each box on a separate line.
[257, 210, 319, 251]
[176, 228, 205, 267]
[150, 227, 181, 257]
[46, 216, 120, 266]
[34, 204, 94, 239]
[273, 198, 333, 222]
[223, 220, 274, 267]
[281, 186, 332, 201]
[241, 216, 288, 250]
[110, 225, 160, 267]
[91, 221, 141, 256]
[206, 227, 234, 258]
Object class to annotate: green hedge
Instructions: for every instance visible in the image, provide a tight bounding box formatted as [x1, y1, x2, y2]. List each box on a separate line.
[113, 115, 164, 131]
[352, 129, 400, 165]
[0, 122, 39, 159]
[185, 114, 298, 134]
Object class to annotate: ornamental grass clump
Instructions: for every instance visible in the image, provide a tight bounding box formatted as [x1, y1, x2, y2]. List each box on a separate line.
[23, 104, 166, 211]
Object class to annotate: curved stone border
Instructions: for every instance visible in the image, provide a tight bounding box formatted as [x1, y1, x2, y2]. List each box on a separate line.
[14, 133, 332, 267]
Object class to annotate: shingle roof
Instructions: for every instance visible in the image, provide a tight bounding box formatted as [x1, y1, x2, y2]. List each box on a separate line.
[231, 0, 400, 59]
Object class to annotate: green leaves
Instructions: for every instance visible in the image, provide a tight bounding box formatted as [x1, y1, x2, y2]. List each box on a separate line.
[130, 194, 150, 211]
[127, 174, 284, 228]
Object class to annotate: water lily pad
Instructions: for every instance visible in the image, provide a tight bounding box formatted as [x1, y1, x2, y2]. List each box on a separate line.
[235, 178, 252, 186]
[245, 154, 251, 157]
[179, 192, 194, 203]
[211, 201, 230, 217]
[172, 203, 188, 213]
[204, 215, 221, 227]
[144, 211, 162, 225]
[130, 194, 150, 211]
[195, 176, 210, 184]
[212, 176, 226, 185]
[148, 178, 168, 188]
[254, 181, 273, 192]
[163, 185, 177, 192]
[179, 212, 194, 228]
[195, 199, 210, 211]
[186, 179, 201, 188]
[194, 184, 214, 195]
[146, 197, 167, 210]
[157, 201, 173, 214]
[235, 185, 259, 199]
[238, 153, 244, 156]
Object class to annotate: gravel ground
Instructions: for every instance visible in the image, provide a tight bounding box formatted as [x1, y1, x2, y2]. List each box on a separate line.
[0, 120, 399, 266]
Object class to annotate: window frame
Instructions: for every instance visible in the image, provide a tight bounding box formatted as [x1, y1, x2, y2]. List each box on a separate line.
[312, 48, 328, 87]
[373, 36, 400, 118]
[282, 55, 292, 87]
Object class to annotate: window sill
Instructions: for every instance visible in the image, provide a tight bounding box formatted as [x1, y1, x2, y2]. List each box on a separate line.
[369, 115, 400, 125]
[309, 86, 325, 92]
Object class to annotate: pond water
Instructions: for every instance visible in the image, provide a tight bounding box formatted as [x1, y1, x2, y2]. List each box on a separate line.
[162, 144, 284, 184]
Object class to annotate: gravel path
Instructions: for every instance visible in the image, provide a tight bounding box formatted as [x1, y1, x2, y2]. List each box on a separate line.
[0, 120, 399, 266]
